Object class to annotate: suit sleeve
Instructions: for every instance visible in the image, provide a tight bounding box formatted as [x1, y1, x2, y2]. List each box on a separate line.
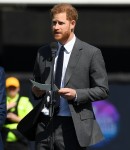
[33, 51, 41, 82]
[76, 49, 109, 104]
[0, 67, 6, 129]
[32, 49, 47, 100]
[32, 51, 43, 100]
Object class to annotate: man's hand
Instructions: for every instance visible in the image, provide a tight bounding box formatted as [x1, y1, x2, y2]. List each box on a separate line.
[58, 88, 76, 100]
[7, 112, 21, 123]
[32, 86, 46, 97]
[7, 102, 16, 110]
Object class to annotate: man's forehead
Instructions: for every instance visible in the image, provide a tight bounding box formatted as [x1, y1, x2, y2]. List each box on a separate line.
[52, 12, 67, 19]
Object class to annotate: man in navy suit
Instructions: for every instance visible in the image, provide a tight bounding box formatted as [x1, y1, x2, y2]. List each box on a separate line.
[0, 67, 6, 150]
[32, 3, 109, 150]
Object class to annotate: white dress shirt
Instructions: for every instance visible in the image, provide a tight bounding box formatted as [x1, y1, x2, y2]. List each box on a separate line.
[42, 35, 76, 116]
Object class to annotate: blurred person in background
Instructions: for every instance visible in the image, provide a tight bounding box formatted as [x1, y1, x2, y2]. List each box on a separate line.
[0, 67, 6, 150]
[2, 77, 33, 150]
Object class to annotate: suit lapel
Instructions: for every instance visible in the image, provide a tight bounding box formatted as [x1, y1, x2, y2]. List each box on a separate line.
[64, 38, 82, 86]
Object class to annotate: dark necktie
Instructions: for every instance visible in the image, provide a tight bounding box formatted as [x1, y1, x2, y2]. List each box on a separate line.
[54, 45, 65, 113]
[55, 45, 65, 89]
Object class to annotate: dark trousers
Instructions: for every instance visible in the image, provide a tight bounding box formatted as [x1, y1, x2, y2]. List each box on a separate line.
[4, 141, 30, 150]
[35, 114, 87, 150]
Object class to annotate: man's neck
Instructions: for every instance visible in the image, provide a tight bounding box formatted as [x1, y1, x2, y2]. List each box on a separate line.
[60, 32, 75, 45]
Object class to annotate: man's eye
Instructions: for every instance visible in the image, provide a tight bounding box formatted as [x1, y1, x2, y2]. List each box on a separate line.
[52, 21, 64, 26]
[52, 21, 56, 25]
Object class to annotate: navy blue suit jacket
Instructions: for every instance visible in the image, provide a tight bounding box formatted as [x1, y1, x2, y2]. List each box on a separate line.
[0, 67, 6, 150]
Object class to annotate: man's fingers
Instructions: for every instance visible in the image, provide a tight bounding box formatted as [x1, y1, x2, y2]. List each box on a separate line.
[58, 88, 76, 100]
[32, 86, 46, 97]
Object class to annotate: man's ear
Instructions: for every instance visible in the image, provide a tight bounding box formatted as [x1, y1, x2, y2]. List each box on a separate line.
[71, 20, 76, 32]
[17, 87, 20, 92]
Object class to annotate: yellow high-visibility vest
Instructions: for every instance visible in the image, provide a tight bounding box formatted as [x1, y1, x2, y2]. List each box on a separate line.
[4, 94, 33, 142]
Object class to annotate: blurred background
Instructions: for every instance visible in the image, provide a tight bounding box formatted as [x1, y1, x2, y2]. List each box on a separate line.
[0, 0, 130, 150]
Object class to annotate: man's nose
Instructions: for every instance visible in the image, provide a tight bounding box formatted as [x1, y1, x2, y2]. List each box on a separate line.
[54, 23, 60, 29]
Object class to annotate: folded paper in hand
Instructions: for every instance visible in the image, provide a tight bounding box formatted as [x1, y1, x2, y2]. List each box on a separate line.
[30, 79, 59, 91]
